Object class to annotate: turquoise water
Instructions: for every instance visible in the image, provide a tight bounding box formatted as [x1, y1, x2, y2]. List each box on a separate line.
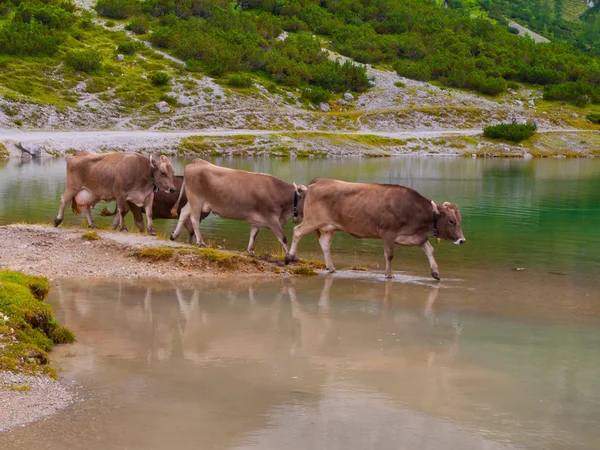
[1, 156, 599, 278]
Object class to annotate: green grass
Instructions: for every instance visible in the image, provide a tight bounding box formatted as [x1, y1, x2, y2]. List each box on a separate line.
[81, 231, 100, 241]
[0, 142, 8, 158]
[0, 271, 75, 377]
[136, 247, 174, 261]
[292, 266, 317, 276]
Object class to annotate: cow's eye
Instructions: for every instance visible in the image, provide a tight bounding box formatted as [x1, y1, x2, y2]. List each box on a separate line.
[449, 218, 456, 226]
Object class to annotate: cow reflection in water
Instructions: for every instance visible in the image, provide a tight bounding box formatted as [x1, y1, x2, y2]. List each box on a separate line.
[54, 278, 461, 376]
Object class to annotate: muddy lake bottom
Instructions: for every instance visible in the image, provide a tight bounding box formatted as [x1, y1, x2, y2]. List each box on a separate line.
[0, 269, 599, 450]
[1, 156, 600, 449]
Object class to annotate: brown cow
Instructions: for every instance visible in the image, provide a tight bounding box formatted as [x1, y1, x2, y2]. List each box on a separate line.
[284, 178, 466, 280]
[54, 151, 176, 235]
[170, 159, 307, 254]
[100, 176, 195, 241]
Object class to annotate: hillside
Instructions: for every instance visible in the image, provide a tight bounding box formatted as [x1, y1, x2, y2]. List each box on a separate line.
[1, 0, 600, 159]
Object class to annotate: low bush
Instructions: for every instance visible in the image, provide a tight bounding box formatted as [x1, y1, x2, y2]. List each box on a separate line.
[227, 74, 253, 88]
[65, 49, 102, 73]
[301, 86, 331, 104]
[117, 40, 143, 55]
[507, 26, 519, 35]
[483, 123, 537, 142]
[151, 71, 170, 86]
[125, 15, 150, 34]
[586, 113, 600, 124]
[95, 0, 140, 19]
[0, 20, 60, 56]
[15, 2, 74, 30]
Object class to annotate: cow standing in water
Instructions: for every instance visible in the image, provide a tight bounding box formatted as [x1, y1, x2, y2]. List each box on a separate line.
[100, 176, 195, 242]
[170, 159, 307, 255]
[284, 178, 466, 280]
[54, 151, 176, 235]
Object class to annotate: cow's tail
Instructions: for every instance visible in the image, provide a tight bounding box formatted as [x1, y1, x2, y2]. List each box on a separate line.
[71, 197, 82, 216]
[100, 207, 117, 217]
[170, 181, 185, 218]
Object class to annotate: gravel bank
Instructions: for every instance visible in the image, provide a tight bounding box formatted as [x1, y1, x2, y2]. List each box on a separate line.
[0, 372, 73, 432]
[0, 225, 291, 280]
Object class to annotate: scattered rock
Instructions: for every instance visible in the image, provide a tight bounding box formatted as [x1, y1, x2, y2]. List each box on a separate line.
[308, 104, 316, 110]
[18, 142, 43, 158]
[319, 102, 330, 112]
[343, 92, 354, 101]
[337, 99, 347, 106]
[117, 54, 124, 61]
[155, 101, 170, 114]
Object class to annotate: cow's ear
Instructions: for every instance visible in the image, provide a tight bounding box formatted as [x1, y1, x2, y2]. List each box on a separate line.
[160, 155, 169, 164]
[294, 183, 308, 196]
[431, 201, 440, 215]
[150, 154, 159, 168]
[443, 201, 451, 207]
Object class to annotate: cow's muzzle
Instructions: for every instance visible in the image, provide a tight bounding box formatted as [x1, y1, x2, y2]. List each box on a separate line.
[454, 238, 466, 245]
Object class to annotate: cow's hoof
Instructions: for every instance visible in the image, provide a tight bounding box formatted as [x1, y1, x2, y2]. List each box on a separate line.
[148, 228, 156, 236]
[170, 234, 176, 241]
[248, 250, 256, 257]
[284, 254, 299, 265]
[88, 224, 98, 229]
[120, 227, 128, 233]
[385, 274, 393, 279]
[197, 242, 207, 248]
[53, 218, 62, 227]
[431, 271, 441, 281]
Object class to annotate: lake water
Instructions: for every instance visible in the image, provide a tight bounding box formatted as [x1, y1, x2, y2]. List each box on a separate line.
[1, 156, 600, 449]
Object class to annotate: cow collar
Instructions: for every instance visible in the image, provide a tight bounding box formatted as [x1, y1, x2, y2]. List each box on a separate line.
[293, 191, 299, 224]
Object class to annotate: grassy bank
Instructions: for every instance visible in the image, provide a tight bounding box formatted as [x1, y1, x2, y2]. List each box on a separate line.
[0, 271, 74, 378]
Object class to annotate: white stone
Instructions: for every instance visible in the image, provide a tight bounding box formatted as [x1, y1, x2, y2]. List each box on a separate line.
[337, 99, 347, 105]
[343, 92, 354, 101]
[319, 102, 330, 112]
[117, 54, 124, 61]
[155, 101, 170, 114]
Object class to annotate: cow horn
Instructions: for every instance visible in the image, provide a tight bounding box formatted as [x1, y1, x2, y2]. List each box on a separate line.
[443, 201, 451, 207]
[431, 201, 440, 214]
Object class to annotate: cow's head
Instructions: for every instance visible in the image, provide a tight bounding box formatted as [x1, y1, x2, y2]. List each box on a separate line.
[432, 201, 466, 245]
[151, 155, 176, 193]
[293, 183, 308, 220]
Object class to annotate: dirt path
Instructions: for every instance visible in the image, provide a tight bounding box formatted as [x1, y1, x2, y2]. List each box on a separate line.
[1, 127, 594, 159]
[0, 225, 294, 281]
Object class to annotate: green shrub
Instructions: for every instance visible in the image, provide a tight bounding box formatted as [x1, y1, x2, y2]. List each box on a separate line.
[507, 81, 520, 90]
[117, 40, 143, 55]
[125, 15, 149, 34]
[483, 123, 537, 142]
[66, 49, 102, 73]
[151, 71, 170, 86]
[0, 56, 8, 68]
[15, 2, 74, 29]
[507, 26, 519, 35]
[301, 86, 332, 104]
[227, 74, 253, 88]
[394, 81, 405, 88]
[0, 1, 12, 16]
[586, 113, 600, 124]
[105, 20, 115, 27]
[0, 19, 60, 56]
[95, 0, 140, 19]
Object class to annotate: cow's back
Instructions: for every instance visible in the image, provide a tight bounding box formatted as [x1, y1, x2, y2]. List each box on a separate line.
[184, 160, 291, 220]
[305, 178, 432, 239]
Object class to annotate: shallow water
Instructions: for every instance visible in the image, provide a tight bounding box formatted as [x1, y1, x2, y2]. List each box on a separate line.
[1, 275, 600, 449]
[1, 156, 600, 279]
[1, 156, 600, 449]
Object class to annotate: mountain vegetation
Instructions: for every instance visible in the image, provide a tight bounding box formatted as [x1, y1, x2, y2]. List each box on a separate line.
[1, 0, 600, 111]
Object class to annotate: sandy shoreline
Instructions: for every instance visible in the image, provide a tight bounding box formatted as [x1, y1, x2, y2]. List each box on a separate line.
[0, 372, 74, 433]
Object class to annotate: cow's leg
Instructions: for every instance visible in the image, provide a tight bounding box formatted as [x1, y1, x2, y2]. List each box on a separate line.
[111, 212, 120, 230]
[189, 211, 206, 248]
[383, 238, 395, 279]
[268, 220, 290, 253]
[187, 200, 207, 248]
[285, 220, 321, 264]
[54, 189, 76, 227]
[129, 204, 145, 233]
[84, 207, 98, 228]
[144, 192, 156, 235]
[247, 226, 260, 256]
[184, 217, 196, 244]
[116, 197, 129, 232]
[170, 203, 189, 241]
[421, 241, 440, 281]
[318, 230, 336, 273]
